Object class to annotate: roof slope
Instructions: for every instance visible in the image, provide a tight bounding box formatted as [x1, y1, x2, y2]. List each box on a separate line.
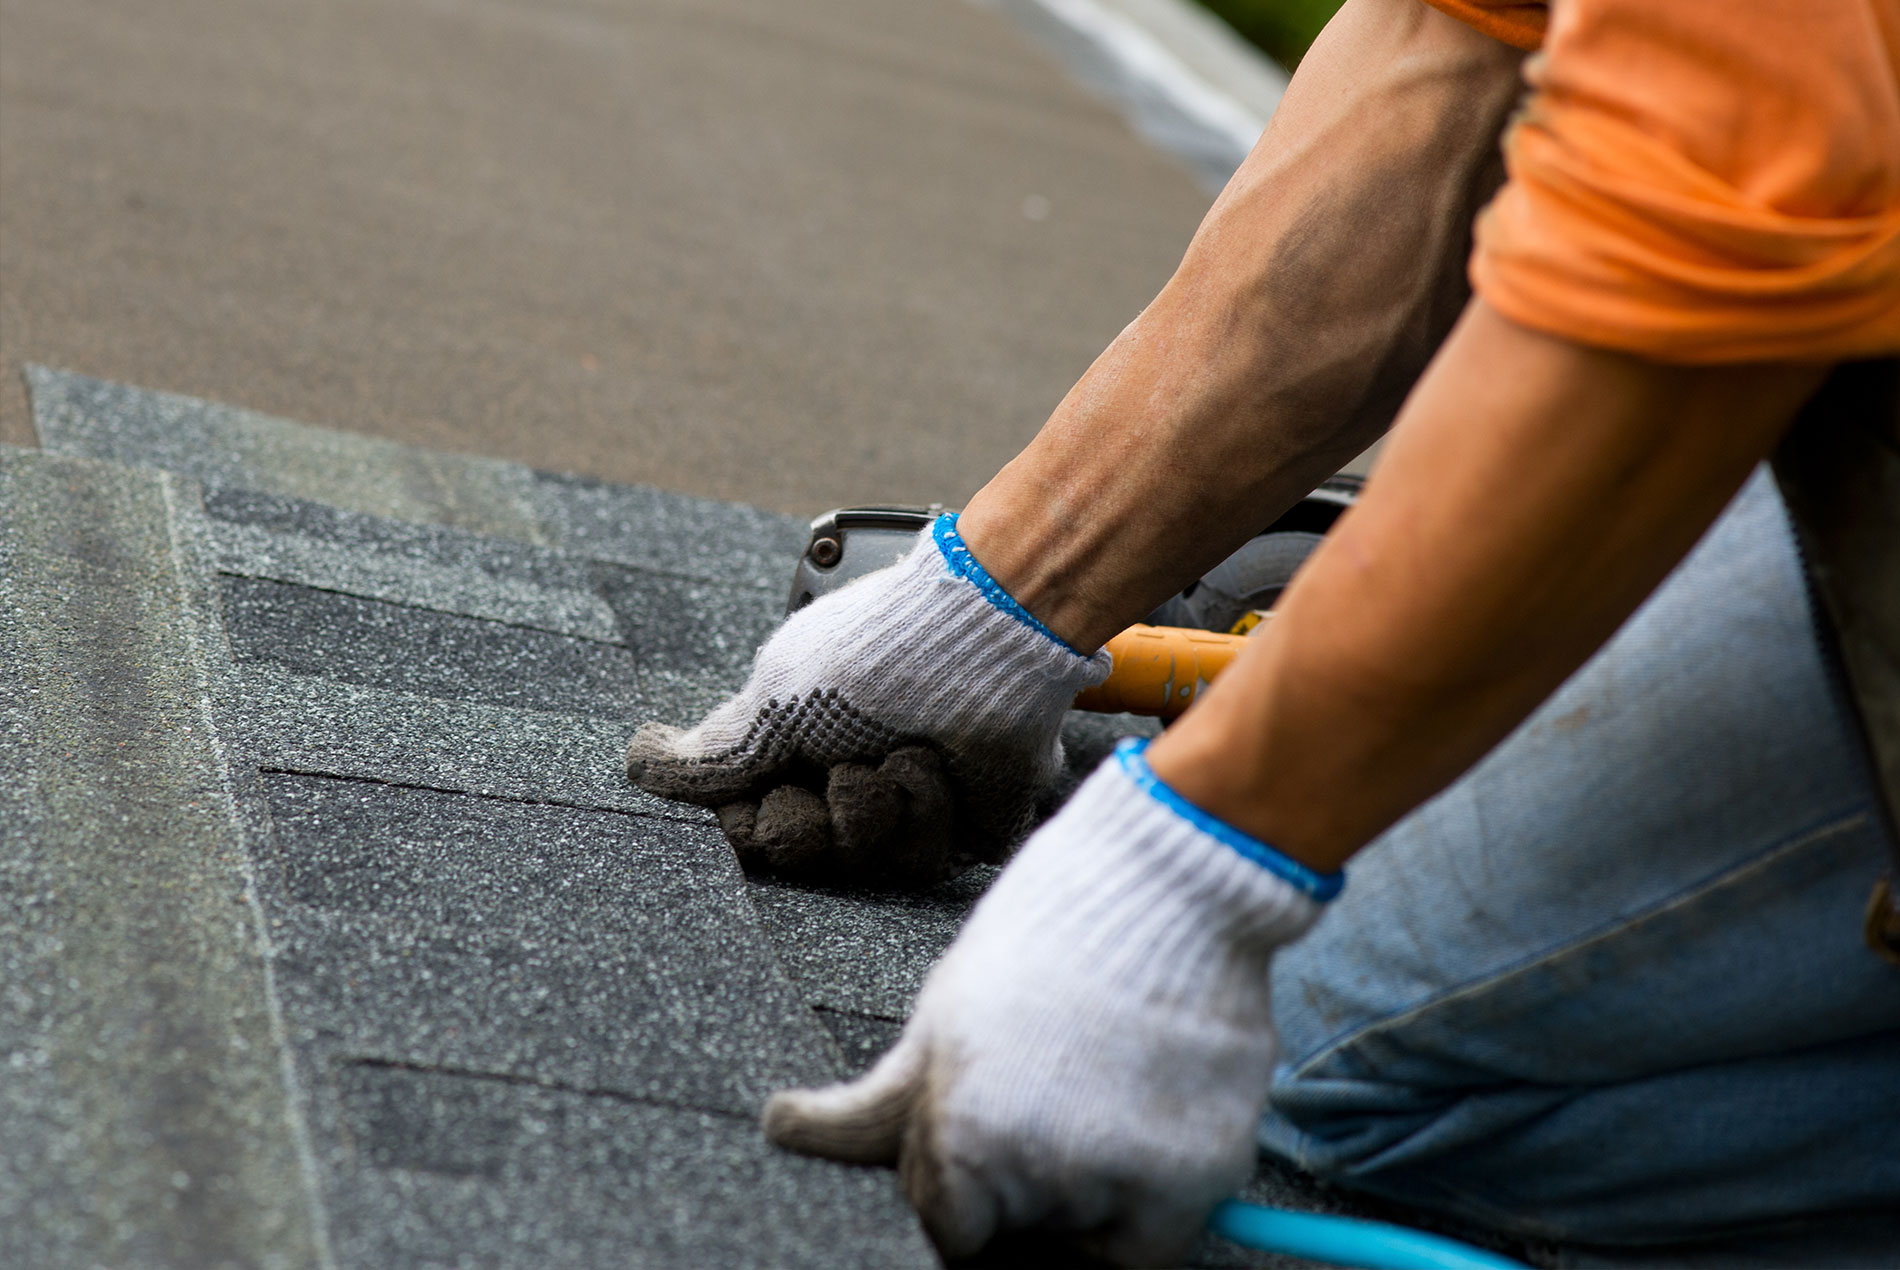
[8, 366, 1431, 1268]
[11, 368, 950, 1267]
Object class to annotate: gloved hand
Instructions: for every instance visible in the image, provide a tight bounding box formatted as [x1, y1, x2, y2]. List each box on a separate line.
[626, 516, 1111, 887]
[762, 739, 1341, 1266]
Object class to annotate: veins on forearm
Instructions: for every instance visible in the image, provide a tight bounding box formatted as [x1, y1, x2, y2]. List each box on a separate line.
[959, 0, 1526, 648]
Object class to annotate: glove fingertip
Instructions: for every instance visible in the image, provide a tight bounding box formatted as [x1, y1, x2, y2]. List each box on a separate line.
[715, 801, 763, 867]
[761, 1085, 906, 1165]
[760, 1087, 815, 1145]
[626, 721, 682, 755]
[827, 762, 903, 862]
[877, 748, 960, 888]
[756, 785, 833, 875]
[625, 723, 684, 787]
[762, 1035, 926, 1164]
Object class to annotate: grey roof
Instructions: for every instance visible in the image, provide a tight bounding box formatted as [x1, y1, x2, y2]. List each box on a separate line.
[2, 367, 1507, 1268]
[8, 369, 947, 1268]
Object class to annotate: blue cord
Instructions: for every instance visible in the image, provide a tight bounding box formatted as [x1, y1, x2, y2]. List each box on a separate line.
[1207, 1200, 1529, 1270]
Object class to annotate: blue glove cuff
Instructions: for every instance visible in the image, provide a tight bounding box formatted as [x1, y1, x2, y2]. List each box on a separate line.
[933, 514, 1083, 656]
[1115, 737, 1345, 902]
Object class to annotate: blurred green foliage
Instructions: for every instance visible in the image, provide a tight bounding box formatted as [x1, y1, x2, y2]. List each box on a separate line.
[1196, 0, 1346, 68]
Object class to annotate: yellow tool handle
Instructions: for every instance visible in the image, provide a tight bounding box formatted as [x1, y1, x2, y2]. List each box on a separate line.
[1072, 623, 1254, 720]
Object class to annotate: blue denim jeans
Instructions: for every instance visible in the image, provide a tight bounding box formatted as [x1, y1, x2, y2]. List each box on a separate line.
[1259, 468, 1900, 1248]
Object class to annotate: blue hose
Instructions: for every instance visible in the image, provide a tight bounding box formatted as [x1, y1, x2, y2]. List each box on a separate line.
[1207, 1200, 1529, 1269]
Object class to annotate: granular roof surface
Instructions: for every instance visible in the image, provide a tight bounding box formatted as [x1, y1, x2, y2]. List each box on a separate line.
[13, 368, 1365, 1270]
[12, 369, 1890, 1268]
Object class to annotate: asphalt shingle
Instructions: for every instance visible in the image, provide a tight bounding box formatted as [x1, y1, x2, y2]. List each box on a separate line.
[221, 576, 644, 719]
[747, 869, 998, 1022]
[592, 561, 786, 725]
[28, 366, 807, 584]
[225, 666, 682, 819]
[811, 1007, 909, 1076]
[0, 447, 322, 1269]
[21, 374, 951, 1267]
[17, 370, 1382, 1269]
[203, 485, 624, 642]
[259, 773, 837, 1114]
[325, 1062, 934, 1270]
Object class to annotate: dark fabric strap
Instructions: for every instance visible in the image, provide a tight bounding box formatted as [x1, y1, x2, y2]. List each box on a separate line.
[1771, 358, 1900, 964]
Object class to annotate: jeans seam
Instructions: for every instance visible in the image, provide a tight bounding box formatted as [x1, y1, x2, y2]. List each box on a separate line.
[1287, 807, 1876, 1081]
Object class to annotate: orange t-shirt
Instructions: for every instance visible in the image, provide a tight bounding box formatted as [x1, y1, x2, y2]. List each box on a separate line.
[1423, 0, 1900, 363]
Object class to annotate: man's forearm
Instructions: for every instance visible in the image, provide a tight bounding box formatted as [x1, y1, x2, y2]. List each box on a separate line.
[1147, 301, 1827, 870]
[958, 0, 1524, 651]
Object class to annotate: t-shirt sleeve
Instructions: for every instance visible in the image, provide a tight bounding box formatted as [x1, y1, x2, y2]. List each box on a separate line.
[1469, 0, 1900, 364]
[1416, 0, 1547, 51]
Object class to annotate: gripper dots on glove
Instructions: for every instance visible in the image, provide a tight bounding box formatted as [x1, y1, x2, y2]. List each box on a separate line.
[627, 527, 1108, 886]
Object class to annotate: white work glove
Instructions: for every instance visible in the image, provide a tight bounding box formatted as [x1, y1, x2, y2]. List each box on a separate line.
[762, 738, 1341, 1266]
[627, 516, 1110, 887]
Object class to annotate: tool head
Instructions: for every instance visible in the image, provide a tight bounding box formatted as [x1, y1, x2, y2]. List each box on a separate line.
[787, 504, 944, 614]
[786, 478, 1361, 627]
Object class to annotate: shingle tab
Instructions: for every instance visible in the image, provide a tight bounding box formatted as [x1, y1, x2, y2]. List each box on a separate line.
[29, 366, 806, 584]
[593, 561, 787, 725]
[205, 486, 624, 641]
[531, 467, 808, 592]
[748, 870, 996, 1020]
[326, 1063, 936, 1269]
[221, 575, 643, 718]
[813, 1007, 907, 1075]
[227, 666, 682, 818]
[28, 367, 553, 544]
[258, 774, 839, 1115]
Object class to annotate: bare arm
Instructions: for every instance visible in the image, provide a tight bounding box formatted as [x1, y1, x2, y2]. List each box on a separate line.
[1147, 301, 1826, 868]
[960, 0, 1822, 869]
[958, 0, 1526, 651]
